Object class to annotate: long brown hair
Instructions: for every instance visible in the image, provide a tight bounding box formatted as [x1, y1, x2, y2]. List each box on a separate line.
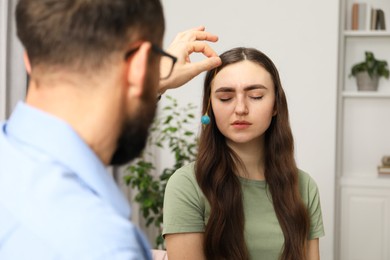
[195, 47, 310, 260]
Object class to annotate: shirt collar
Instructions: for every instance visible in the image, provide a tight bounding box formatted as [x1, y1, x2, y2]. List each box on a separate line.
[5, 102, 130, 217]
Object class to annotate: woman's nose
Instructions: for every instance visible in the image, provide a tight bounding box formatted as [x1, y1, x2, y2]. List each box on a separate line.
[234, 98, 248, 115]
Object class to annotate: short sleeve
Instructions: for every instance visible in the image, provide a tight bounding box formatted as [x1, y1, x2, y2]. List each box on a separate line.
[162, 163, 205, 236]
[305, 175, 325, 239]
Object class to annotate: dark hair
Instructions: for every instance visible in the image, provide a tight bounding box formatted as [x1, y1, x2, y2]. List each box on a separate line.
[16, 0, 164, 70]
[196, 47, 310, 260]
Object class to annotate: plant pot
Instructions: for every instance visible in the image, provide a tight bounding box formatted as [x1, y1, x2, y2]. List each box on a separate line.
[355, 71, 379, 91]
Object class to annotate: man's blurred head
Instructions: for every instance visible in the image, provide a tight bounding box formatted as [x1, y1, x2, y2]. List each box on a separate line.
[16, 0, 164, 72]
[16, 0, 165, 166]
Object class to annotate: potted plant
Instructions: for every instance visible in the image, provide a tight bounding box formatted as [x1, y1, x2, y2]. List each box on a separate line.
[350, 51, 389, 91]
[124, 96, 198, 249]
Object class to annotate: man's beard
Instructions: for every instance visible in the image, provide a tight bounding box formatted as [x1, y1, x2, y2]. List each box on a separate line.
[109, 89, 157, 166]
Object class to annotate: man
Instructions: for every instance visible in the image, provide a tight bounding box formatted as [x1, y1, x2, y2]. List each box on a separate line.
[0, 0, 221, 259]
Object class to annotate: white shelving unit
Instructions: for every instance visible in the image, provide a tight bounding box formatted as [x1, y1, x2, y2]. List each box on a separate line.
[344, 30, 390, 36]
[342, 91, 390, 98]
[337, 1, 390, 259]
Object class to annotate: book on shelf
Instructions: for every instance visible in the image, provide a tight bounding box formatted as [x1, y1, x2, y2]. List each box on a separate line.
[351, 2, 387, 31]
[358, 3, 367, 30]
[376, 9, 386, 30]
[351, 3, 368, 30]
[352, 3, 359, 30]
[378, 165, 390, 174]
[371, 7, 377, 30]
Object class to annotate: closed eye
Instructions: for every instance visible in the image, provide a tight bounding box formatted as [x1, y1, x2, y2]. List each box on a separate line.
[250, 96, 263, 100]
[220, 97, 232, 102]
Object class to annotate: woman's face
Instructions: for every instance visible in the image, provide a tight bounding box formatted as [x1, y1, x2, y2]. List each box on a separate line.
[211, 60, 276, 146]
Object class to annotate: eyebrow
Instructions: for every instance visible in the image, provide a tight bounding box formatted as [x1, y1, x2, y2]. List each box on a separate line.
[214, 84, 267, 93]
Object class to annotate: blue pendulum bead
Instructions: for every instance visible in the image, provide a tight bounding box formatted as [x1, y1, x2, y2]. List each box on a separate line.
[201, 115, 210, 125]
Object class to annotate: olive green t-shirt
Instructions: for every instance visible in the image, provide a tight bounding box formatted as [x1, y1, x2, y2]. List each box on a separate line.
[162, 162, 325, 259]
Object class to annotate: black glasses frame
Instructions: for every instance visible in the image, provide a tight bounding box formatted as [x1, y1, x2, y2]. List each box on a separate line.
[124, 43, 177, 80]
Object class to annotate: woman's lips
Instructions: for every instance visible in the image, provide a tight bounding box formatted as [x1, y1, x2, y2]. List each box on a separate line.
[231, 121, 251, 129]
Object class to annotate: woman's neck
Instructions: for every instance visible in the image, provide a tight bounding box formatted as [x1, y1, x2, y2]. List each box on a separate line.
[227, 139, 265, 180]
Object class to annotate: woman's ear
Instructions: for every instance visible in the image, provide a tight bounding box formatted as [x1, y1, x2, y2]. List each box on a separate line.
[23, 51, 31, 75]
[273, 104, 278, 116]
[125, 42, 151, 98]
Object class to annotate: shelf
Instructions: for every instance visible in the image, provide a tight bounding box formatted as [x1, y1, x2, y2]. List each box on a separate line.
[339, 176, 390, 188]
[344, 30, 390, 37]
[342, 91, 390, 98]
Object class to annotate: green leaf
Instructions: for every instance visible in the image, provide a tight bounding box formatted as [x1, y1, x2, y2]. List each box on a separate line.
[163, 115, 173, 124]
[184, 131, 194, 136]
[165, 127, 178, 133]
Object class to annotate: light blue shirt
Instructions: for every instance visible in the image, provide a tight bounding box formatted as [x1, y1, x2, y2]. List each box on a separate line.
[0, 102, 152, 260]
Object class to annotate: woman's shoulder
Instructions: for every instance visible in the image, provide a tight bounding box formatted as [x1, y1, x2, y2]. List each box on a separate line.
[165, 162, 205, 208]
[170, 161, 196, 179]
[297, 169, 318, 187]
[297, 169, 321, 202]
[166, 162, 198, 190]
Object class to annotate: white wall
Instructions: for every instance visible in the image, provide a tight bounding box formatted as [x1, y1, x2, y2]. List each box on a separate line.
[0, 0, 26, 120]
[0, 0, 9, 121]
[7, 0, 26, 113]
[160, 1, 339, 259]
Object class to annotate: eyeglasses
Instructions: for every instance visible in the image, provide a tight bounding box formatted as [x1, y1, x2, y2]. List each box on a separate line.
[124, 43, 177, 80]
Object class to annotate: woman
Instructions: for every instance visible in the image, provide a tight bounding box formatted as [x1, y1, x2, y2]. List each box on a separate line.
[162, 47, 324, 260]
